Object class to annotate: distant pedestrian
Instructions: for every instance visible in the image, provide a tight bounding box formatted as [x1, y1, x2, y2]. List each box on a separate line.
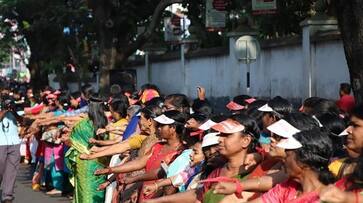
[0, 100, 22, 203]
[337, 83, 355, 114]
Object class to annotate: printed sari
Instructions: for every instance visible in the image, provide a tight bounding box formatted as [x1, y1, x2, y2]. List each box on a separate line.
[65, 118, 107, 203]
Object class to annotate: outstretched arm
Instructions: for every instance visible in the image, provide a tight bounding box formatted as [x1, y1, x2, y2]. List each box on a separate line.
[80, 141, 131, 160]
[143, 189, 198, 203]
[94, 151, 150, 175]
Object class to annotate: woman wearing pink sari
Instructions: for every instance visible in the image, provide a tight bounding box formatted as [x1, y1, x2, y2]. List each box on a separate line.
[249, 128, 335, 203]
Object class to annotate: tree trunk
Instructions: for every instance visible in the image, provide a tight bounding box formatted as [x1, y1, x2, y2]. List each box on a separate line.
[29, 60, 48, 91]
[334, 0, 363, 103]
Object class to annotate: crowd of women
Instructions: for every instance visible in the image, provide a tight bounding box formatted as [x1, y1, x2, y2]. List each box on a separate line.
[2, 82, 363, 203]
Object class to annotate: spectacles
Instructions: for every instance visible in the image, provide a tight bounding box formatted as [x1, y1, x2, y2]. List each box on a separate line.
[162, 105, 176, 111]
[271, 133, 283, 142]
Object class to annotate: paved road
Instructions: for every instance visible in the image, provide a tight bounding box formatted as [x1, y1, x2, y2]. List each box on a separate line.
[10, 164, 71, 203]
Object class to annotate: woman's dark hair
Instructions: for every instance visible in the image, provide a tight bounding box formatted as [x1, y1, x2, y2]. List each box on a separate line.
[303, 97, 321, 110]
[162, 110, 195, 146]
[284, 112, 320, 131]
[109, 97, 129, 118]
[88, 94, 108, 132]
[163, 110, 187, 135]
[70, 91, 81, 99]
[140, 104, 163, 120]
[81, 84, 94, 100]
[247, 99, 267, 110]
[267, 96, 293, 118]
[58, 94, 69, 110]
[189, 113, 208, 124]
[310, 98, 340, 115]
[230, 114, 261, 153]
[316, 112, 347, 158]
[351, 104, 363, 120]
[144, 97, 164, 108]
[246, 106, 264, 130]
[140, 83, 160, 95]
[110, 84, 122, 97]
[164, 94, 190, 114]
[232, 95, 252, 106]
[293, 129, 336, 185]
[192, 99, 212, 118]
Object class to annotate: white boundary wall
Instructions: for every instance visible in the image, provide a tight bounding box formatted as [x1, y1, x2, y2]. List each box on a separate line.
[130, 37, 349, 101]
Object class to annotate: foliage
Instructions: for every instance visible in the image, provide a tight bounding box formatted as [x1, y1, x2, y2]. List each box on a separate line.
[0, 0, 316, 75]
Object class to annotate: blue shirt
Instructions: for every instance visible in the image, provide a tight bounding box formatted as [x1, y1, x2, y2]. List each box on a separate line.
[167, 149, 192, 178]
[167, 149, 193, 191]
[62, 106, 89, 117]
[122, 115, 140, 141]
[0, 112, 20, 146]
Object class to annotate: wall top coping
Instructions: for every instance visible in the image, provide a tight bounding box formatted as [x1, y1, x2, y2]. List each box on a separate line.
[125, 32, 341, 68]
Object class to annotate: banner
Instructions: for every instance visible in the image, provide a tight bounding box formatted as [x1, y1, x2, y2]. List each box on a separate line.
[205, 0, 226, 31]
[252, 0, 277, 15]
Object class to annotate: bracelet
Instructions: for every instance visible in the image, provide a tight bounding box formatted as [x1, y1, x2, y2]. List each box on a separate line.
[154, 182, 159, 190]
[234, 180, 243, 199]
[256, 178, 261, 189]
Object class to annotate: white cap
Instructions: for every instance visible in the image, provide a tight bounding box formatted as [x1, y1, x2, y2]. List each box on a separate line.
[267, 119, 301, 138]
[198, 119, 217, 131]
[154, 114, 175, 124]
[338, 128, 349, 136]
[202, 132, 220, 148]
[17, 111, 24, 116]
[276, 137, 302, 150]
[258, 103, 274, 112]
[211, 119, 245, 134]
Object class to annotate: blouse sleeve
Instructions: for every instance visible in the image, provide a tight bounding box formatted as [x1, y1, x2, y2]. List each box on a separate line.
[261, 181, 296, 203]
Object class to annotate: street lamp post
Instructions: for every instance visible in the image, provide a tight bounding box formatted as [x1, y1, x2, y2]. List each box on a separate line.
[234, 35, 260, 95]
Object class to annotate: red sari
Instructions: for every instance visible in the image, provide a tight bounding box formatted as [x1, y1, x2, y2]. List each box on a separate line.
[139, 142, 183, 201]
[247, 157, 281, 200]
[261, 179, 320, 203]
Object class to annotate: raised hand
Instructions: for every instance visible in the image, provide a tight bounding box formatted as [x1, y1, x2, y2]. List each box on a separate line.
[79, 154, 92, 160]
[197, 86, 206, 100]
[97, 181, 110, 191]
[143, 183, 158, 196]
[213, 182, 237, 195]
[89, 138, 97, 144]
[96, 128, 107, 135]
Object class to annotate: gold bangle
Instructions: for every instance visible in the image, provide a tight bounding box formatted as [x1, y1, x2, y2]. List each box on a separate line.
[154, 182, 158, 190]
[256, 178, 261, 189]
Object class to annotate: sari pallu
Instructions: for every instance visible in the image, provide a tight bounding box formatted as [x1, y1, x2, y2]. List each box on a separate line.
[261, 179, 320, 203]
[65, 119, 107, 203]
[139, 142, 184, 201]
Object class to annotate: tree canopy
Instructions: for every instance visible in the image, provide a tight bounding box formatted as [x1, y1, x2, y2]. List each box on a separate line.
[0, 0, 315, 89]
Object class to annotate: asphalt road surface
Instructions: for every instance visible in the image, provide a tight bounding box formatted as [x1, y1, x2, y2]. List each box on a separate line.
[4, 164, 71, 203]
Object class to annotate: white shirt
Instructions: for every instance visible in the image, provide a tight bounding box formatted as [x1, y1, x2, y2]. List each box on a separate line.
[0, 112, 20, 146]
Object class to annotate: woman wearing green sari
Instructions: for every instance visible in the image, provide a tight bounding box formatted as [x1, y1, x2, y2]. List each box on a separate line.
[65, 95, 108, 203]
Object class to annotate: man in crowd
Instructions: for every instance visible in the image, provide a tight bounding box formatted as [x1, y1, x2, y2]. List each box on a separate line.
[337, 83, 355, 113]
[0, 98, 21, 203]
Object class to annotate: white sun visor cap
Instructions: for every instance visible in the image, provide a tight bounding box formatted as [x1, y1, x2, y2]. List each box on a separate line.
[258, 103, 274, 112]
[211, 119, 245, 134]
[154, 114, 175, 124]
[202, 132, 220, 148]
[267, 119, 301, 138]
[198, 119, 217, 131]
[276, 136, 303, 150]
[337, 128, 349, 136]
